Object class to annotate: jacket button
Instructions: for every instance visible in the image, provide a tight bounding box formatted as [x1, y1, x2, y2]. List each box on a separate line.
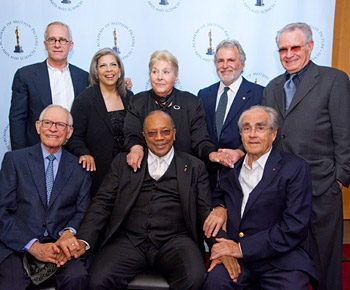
[239, 232, 244, 238]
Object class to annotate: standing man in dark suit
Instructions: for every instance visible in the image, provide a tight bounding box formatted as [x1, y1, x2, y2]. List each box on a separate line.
[9, 21, 89, 150]
[204, 106, 317, 290]
[62, 110, 239, 289]
[262, 22, 350, 290]
[0, 105, 91, 289]
[198, 40, 263, 192]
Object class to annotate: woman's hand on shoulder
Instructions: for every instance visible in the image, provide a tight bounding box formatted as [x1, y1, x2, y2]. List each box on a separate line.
[79, 155, 96, 171]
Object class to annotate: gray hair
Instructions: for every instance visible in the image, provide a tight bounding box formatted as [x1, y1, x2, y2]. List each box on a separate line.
[214, 39, 246, 64]
[238, 105, 279, 133]
[275, 22, 313, 45]
[149, 50, 179, 76]
[39, 104, 73, 132]
[44, 21, 72, 41]
[143, 110, 175, 131]
[89, 48, 126, 97]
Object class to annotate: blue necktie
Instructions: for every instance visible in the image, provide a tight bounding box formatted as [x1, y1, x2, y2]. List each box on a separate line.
[284, 74, 297, 111]
[45, 155, 56, 206]
[216, 87, 229, 138]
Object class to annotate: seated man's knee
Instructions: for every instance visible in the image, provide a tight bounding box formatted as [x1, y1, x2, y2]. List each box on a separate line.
[204, 264, 233, 290]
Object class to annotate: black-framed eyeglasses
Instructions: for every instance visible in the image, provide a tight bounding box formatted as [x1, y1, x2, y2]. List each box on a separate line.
[41, 120, 70, 131]
[278, 43, 308, 55]
[145, 129, 174, 138]
[46, 37, 70, 45]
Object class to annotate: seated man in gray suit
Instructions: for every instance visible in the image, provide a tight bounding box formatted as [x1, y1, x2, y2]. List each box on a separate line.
[58, 110, 239, 289]
[0, 105, 91, 290]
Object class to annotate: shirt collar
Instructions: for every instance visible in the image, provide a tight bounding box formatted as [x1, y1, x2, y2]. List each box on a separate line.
[243, 147, 272, 170]
[41, 143, 62, 163]
[219, 75, 243, 94]
[47, 59, 69, 73]
[147, 147, 174, 166]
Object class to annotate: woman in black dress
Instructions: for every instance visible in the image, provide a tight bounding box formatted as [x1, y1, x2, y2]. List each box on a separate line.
[68, 48, 133, 197]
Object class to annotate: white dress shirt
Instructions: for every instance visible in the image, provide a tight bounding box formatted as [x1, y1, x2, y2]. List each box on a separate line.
[147, 147, 174, 180]
[47, 61, 75, 110]
[215, 76, 243, 122]
[238, 148, 272, 217]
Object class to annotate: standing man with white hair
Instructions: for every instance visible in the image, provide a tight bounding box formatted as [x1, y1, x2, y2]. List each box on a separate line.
[262, 22, 350, 290]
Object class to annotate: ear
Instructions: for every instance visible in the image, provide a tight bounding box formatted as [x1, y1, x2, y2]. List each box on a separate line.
[272, 130, 277, 142]
[66, 127, 74, 140]
[35, 121, 41, 135]
[68, 41, 74, 52]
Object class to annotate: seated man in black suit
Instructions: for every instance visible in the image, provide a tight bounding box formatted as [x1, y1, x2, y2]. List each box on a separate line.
[0, 104, 91, 290]
[204, 106, 317, 290]
[59, 110, 239, 289]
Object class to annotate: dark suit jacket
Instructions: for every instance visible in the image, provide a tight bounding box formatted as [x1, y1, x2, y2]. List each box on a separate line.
[198, 77, 263, 149]
[77, 151, 212, 253]
[0, 144, 91, 263]
[9, 60, 89, 150]
[123, 89, 216, 162]
[262, 61, 350, 195]
[67, 84, 133, 196]
[212, 147, 316, 279]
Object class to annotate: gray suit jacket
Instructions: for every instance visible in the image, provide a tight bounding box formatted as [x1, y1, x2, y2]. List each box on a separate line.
[262, 61, 350, 195]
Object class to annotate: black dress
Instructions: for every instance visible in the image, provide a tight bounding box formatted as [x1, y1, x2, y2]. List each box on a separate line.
[67, 84, 132, 197]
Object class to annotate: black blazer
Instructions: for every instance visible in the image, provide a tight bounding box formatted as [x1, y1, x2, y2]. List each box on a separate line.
[67, 84, 133, 196]
[9, 60, 88, 150]
[77, 151, 212, 253]
[123, 88, 216, 162]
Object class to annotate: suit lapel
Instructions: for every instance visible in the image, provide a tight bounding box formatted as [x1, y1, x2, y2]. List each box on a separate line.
[92, 85, 114, 135]
[206, 83, 220, 143]
[35, 61, 52, 108]
[48, 149, 74, 208]
[27, 144, 47, 208]
[242, 148, 281, 217]
[222, 78, 252, 131]
[286, 62, 319, 115]
[272, 75, 287, 119]
[174, 153, 193, 233]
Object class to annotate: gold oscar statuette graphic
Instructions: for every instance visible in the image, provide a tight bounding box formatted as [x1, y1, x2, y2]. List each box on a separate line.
[113, 28, 121, 54]
[14, 26, 24, 53]
[206, 29, 214, 55]
[159, 0, 169, 5]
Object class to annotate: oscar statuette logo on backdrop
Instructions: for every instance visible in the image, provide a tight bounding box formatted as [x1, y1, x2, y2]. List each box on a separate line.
[49, 0, 84, 11]
[0, 20, 38, 61]
[147, 0, 182, 12]
[192, 23, 229, 62]
[242, 0, 277, 14]
[97, 22, 135, 60]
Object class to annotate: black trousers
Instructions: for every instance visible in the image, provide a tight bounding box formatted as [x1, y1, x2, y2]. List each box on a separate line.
[0, 252, 88, 290]
[89, 233, 207, 290]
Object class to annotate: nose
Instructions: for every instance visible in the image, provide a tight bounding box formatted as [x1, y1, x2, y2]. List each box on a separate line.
[155, 131, 164, 140]
[285, 48, 294, 58]
[248, 128, 258, 137]
[223, 60, 228, 68]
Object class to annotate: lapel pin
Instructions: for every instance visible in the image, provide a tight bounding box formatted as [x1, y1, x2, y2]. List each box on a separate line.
[273, 168, 276, 171]
[173, 104, 180, 110]
[242, 97, 246, 100]
[184, 164, 188, 171]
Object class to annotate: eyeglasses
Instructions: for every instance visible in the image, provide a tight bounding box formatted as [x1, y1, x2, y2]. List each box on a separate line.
[241, 126, 270, 135]
[278, 44, 307, 55]
[41, 120, 70, 131]
[46, 37, 70, 45]
[145, 129, 174, 138]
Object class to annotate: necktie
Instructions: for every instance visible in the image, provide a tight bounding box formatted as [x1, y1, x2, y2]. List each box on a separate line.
[152, 157, 163, 180]
[45, 155, 56, 205]
[216, 87, 229, 138]
[284, 74, 297, 111]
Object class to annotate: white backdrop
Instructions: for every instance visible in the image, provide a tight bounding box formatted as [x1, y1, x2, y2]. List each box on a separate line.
[0, 0, 336, 161]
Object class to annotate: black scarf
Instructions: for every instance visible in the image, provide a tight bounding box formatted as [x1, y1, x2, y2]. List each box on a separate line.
[151, 89, 174, 111]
